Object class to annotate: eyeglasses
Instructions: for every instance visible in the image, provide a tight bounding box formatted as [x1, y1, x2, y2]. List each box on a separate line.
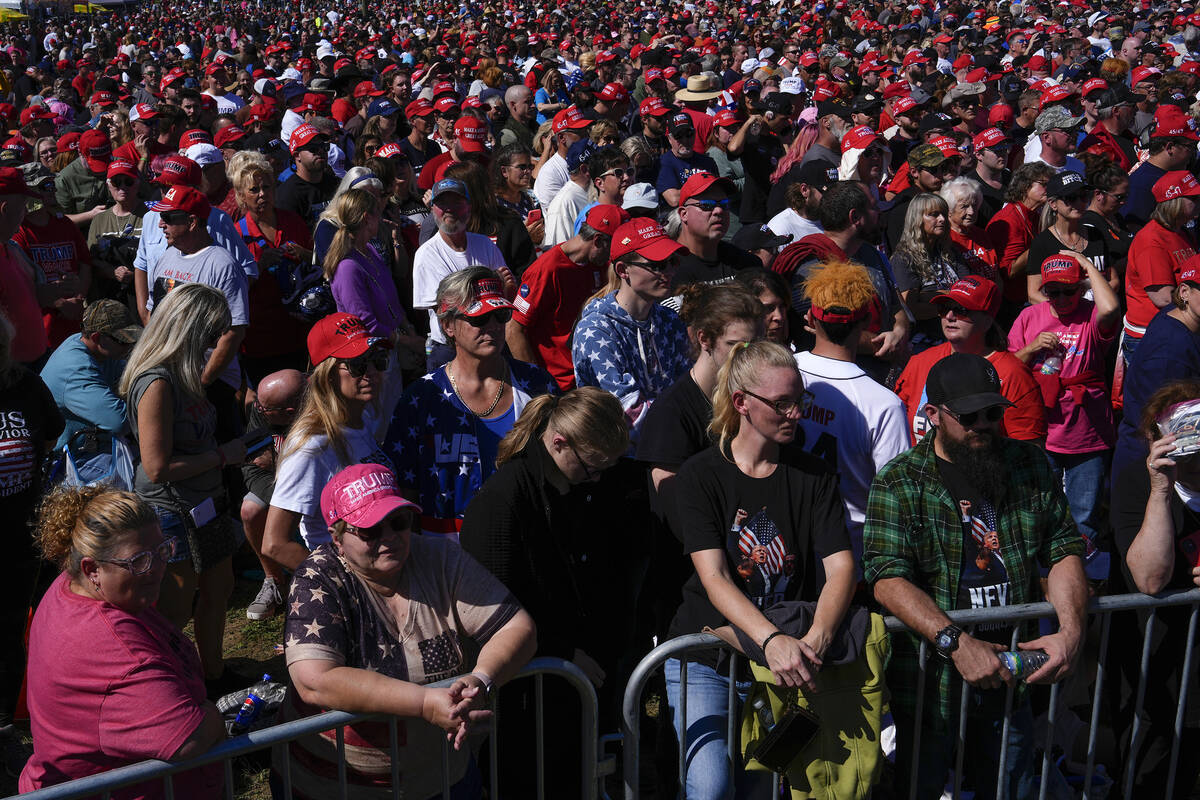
[460, 308, 513, 327]
[98, 539, 176, 575]
[504, 161, 534, 171]
[161, 211, 192, 225]
[437, 110, 461, 121]
[110, 177, 135, 189]
[1101, 189, 1129, 202]
[340, 350, 389, 377]
[600, 167, 633, 179]
[569, 441, 602, 481]
[625, 257, 676, 275]
[344, 509, 417, 541]
[1044, 285, 1079, 298]
[944, 405, 1005, 427]
[937, 303, 974, 318]
[684, 197, 730, 213]
[299, 142, 329, 155]
[742, 388, 814, 417]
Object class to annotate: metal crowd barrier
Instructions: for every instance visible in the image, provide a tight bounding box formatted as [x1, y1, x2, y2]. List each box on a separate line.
[11, 657, 599, 800]
[620, 587, 1200, 800]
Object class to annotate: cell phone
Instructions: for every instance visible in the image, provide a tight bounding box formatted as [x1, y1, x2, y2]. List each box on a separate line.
[1180, 530, 1200, 569]
[243, 427, 274, 457]
[526, 208, 542, 224]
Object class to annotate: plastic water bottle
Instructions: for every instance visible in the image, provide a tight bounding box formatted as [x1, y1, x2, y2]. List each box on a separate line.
[750, 697, 774, 731]
[1040, 354, 1063, 376]
[230, 674, 272, 735]
[997, 650, 1049, 681]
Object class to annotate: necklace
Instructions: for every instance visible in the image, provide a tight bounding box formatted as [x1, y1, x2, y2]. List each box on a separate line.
[447, 362, 509, 418]
[1052, 222, 1086, 253]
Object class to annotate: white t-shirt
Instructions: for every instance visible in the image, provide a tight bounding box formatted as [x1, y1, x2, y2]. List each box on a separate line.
[793, 351, 910, 573]
[272, 408, 394, 549]
[533, 152, 569, 208]
[767, 209, 823, 242]
[412, 232, 508, 343]
[542, 180, 590, 248]
[204, 91, 246, 115]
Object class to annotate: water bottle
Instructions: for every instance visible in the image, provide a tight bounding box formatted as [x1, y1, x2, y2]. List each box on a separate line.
[750, 697, 774, 731]
[1040, 353, 1063, 376]
[997, 650, 1049, 681]
[230, 674, 272, 735]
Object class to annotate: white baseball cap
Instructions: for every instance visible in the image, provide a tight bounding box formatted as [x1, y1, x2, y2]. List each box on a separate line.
[184, 143, 223, 167]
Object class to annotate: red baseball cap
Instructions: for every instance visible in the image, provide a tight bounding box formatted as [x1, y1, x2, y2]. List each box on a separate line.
[432, 81, 457, 98]
[106, 160, 138, 181]
[932, 275, 1001, 317]
[453, 116, 488, 153]
[247, 104, 275, 124]
[1152, 107, 1200, 140]
[19, 105, 52, 127]
[406, 99, 436, 118]
[1040, 84, 1076, 109]
[88, 90, 117, 107]
[882, 83, 911, 101]
[1131, 66, 1161, 86]
[1081, 78, 1109, 98]
[553, 105, 592, 133]
[150, 185, 211, 219]
[154, 154, 202, 187]
[443, 275, 516, 318]
[584, 204, 627, 235]
[433, 96, 459, 114]
[353, 80, 385, 99]
[78, 129, 112, 173]
[713, 109, 741, 127]
[289, 122, 324, 153]
[988, 103, 1015, 127]
[375, 142, 404, 159]
[1027, 55, 1050, 73]
[320, 463, 420, 529]
[128, 103, 157, 123]
[972, 127, 1009, 151]
[597, 82, 628, 103]
[214, 126, 246, 150]
[1154, 170, 1200, 202]
[639, 97, 672, 117]
[308, 312, 384, 364]
[892, 96, 920, 115]
[56, 131, 80, 154]
[679, 171, 735, 206]
[964, 68, 992, 83]
[1180, 256, 1200, 287]
[610, 218, 687, 262]
[901, 51, 929, 68]
[179, 129, 213, 149]
[1041, 255, 1082, 286]
[841, 125, 880, 153]
[0, 167, 38, 197]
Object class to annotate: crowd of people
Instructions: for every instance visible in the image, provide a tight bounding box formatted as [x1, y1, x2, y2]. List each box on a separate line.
[0, 0, 1198, 797]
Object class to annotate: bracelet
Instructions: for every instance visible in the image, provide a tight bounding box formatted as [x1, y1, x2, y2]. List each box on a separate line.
[761, 631, 785, 657]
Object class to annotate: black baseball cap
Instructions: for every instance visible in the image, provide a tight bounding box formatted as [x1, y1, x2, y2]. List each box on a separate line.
[926, 352, 1013, 415]
[732, 224, 793, 252]
[1046, 170, 1091, 199]
[796, 160, 839, 193]
[816, 100, 853, 121]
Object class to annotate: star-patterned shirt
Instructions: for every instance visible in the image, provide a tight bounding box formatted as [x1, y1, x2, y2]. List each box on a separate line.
[385, 357, 557, 536]
[571, 291, 690, 440]
[281, 538, 522, 798]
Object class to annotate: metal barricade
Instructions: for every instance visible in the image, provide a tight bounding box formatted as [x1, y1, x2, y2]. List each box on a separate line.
[620, 588, 1200, 800]
[11, 657, 599, 800]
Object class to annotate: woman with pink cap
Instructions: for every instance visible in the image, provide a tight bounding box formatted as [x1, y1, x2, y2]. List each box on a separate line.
[279, 461, 535, 799]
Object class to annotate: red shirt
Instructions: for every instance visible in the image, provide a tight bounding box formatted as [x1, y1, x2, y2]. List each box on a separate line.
[1125, 220, 1195, 332]
[236, 209, 315, 359]
[682, 108, 714, 155]
[949, 226, 999, 283]
[512, 245, 605, 390]
[417, 151, 456, 192]
[985, 201, 1038, 305]
[13, 213, 89, 347]
[0, 243, 47, 363]
[893, 341, 1047, 444]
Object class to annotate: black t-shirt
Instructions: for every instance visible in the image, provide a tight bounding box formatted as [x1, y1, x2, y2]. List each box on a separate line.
[0, 369, 64, 560]
[888, 133, 918, 178]
[1026, 226, 1109, 284]
[1082, 210, 1133, 276]
[936, 456, 1014, 645]
[962, 170, 1007, 229]
[276, 171, 339, 227]
[398, 137, 440, 178]
[636, 372, 713, 522]
[668, 444, 850, 665]
[671, 241, 762, 290]
[739, 132, 786, 227]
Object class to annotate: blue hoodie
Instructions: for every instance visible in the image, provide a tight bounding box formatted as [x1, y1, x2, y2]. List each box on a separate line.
[572, 291, 690, 438]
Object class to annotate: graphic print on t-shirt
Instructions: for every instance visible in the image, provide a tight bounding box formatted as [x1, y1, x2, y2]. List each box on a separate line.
[727, 506, 794, 608]
[0, 410, 35, 496]
[957, 497, 1011, 630]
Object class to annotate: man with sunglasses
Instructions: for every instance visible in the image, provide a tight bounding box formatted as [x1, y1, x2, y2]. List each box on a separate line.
[1121, 105, 1200, 227]
[1077, 86, 1141, 172]
[671, 171, 760, 291]
[656, 113, 719, 208]
[276, 123, 338, 227]
[866, 351, 1088, 800]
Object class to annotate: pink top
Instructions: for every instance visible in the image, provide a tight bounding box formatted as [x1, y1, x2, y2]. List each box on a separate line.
[19, 572, 221, 799]
[1007, 299, 1116, 455]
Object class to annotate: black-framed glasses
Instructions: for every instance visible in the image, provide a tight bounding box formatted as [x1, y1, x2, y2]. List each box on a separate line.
[944, 405, 1005, 427]
[684, 197, 730, 213]
[624, 257, 676, 275]
[345, 509, 417, 541]
[937, 303, 974, 318]
[161, 211, 192, 225]
[341, 350, 389, 377]
[742, 388, 814, 417]
[1045, 285, 1079, 299]
[569, 441, 601, 481]
[98, 539, 176, 575]
[460, 308, 513, 327]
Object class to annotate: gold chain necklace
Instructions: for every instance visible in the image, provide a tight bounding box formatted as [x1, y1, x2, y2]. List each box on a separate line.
[446, 362, 509, 418]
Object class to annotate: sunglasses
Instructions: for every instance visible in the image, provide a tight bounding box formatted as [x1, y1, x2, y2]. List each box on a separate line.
[460, 308, 513, 327]
[437, 110, 461, 121]
[1045, 285, 1079, 298]
[504, 161, 534, 171]
[344, 509, 417, 541]
[684, 197, 730, 213]
[742, 388, 815, 417]
[110, 177, 135, 189]
[98, 539, 176, 575]
[1101, 190, 1128, 202]
[937, 303, 974, 318]
[600, 167, 633, 179]
[625, 257, 676, 275]
[341, 350, 389, 377]
[161, 211, 192, 225]
[570, 441, 603, 481]
[945, 405, 1006, 426]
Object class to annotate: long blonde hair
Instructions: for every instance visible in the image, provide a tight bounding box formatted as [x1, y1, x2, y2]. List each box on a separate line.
[36, 485, 157, 578]
[893, 192, 952, 285]
[322, 188, 380, 282]
[119, 283, 231, 401]
[709, 340, 802, 455]
[495, 386, 628, 466]
[281, 356, 372, 465]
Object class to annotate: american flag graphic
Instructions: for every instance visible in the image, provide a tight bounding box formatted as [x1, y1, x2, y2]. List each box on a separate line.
[0, 435, 34, 494]
[736, 509, 789, 575]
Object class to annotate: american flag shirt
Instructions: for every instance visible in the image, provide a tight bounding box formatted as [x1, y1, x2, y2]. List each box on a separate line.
[281, 537, 521, 798]
[0, 370, 62, 557]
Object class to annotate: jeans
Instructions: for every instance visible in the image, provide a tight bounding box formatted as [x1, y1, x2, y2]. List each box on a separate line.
[270, 755, 482, 800]
[664, 658, 772, 800]
[893, 690, 1035, 800]
[1046, 449, 1110, 580]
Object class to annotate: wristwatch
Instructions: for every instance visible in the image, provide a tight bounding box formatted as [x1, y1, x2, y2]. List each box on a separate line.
[933, 625, 963, 661]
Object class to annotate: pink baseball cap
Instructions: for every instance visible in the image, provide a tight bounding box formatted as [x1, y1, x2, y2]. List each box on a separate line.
[320, 463, 421, 529]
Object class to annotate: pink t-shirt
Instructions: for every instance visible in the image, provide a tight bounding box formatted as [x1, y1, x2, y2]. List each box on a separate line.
[1007, 299, 1116, 455]
[19, 572, 221, 799]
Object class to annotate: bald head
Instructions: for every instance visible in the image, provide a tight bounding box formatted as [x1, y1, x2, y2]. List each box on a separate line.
[506, 85, 535, 123]
[256, 369, 306, 424]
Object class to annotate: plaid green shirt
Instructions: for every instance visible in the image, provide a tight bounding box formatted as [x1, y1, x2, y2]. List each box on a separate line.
[862, 433, 1084, 731]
